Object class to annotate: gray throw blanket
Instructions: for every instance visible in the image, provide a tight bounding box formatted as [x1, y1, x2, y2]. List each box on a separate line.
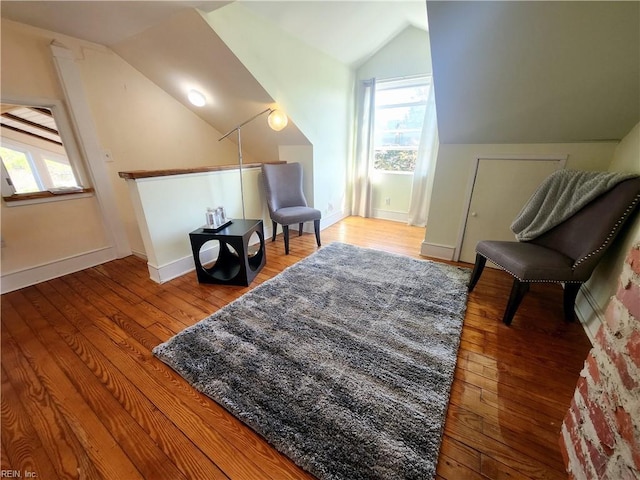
[511, 169, 638, 241]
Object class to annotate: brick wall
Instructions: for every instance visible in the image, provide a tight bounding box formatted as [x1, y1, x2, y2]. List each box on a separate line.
[560, 242, 640, 479]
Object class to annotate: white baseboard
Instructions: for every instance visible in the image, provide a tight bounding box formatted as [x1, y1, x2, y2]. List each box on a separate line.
[147, 212, 348, 284]
[0, 246, 116, 294]
[420, 242, 456, 261]
[269, 209, 348, 236]
[372, 209, 409, 223]
[574, 284, 601, 345]
[148, 242, 221, 284]
[322, 208, 348, 229]
[131, 248, 147, 260]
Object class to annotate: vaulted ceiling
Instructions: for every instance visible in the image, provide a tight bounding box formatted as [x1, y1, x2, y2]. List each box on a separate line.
[427, 1, 640, 144]
[3, 1, 636, 149]
[1, 1, 428, 159]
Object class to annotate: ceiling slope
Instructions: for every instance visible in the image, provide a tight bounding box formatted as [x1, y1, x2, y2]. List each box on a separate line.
[112, 8, 309, 162]
[241, 1, 428, 67]
[427, 1, 640, 144]
[0, 1, 227, 46]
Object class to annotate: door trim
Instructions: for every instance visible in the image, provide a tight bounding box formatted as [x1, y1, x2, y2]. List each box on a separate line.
[454, 154, 568, 262]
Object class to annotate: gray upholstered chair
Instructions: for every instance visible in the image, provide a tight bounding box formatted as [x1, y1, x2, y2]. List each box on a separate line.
[468, 177, 640, 325]
[261, 162, 321, 255]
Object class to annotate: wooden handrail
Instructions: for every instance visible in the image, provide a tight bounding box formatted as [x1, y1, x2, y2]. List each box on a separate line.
[118, 161, 286, 180]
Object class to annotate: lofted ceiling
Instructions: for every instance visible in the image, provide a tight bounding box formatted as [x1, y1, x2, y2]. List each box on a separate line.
[427, 1, 640, 144]
[0, 1, 427, 66]
[1, 1, 428, 160]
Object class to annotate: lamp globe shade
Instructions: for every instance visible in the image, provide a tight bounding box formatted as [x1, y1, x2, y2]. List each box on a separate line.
[267, 110, 288, 131]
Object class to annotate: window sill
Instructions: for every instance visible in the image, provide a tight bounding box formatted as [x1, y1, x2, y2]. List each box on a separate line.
[373, 170, 415, 175]
[2, 187, 95, 206]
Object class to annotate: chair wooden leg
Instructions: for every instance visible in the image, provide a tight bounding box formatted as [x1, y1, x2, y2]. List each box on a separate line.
[503, 279, 530, 326]
[468, 254, 487, 292]
[271, 221, 277, 242]
[298, 223, 303, 236]
[563, 283, 581, 323]
[283, 225, 290, 255]
[314, 219, 321, 247]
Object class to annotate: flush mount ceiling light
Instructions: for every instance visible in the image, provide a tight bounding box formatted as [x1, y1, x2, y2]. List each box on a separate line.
[188, 89, 206, 107]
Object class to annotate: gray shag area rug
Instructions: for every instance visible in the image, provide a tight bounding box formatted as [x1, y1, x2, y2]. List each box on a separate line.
[153, 242, 470, 480]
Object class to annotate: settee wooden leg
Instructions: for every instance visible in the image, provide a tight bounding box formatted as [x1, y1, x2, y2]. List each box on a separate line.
[503, 279, 530, 326]
[299, 223, 303, 236]
[271, 221, 277, 242]
[563, 283, 581, 323]
[314, 219, 321, 247]
[468, 254, 487, 292]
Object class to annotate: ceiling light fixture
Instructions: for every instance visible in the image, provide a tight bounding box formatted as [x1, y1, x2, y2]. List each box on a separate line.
[188, 89, 206, 107]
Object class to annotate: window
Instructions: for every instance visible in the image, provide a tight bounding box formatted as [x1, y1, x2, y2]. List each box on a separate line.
[0, 139, 79, 194]
[1, 105, 82, 196]
[373, 77, 430, 172]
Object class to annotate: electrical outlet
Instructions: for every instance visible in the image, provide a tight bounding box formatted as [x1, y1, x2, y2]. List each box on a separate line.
[103, 149, 114, 163]
[385, 197, 391, 206]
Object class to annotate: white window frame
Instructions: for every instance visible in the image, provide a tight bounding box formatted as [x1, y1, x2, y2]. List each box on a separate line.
[372, 76, 431, 173]
[1, 96, 90, 202]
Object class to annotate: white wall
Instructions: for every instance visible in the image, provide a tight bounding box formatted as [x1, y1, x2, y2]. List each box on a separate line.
[125, 166, 269, 283]
[355, 26, 432, 222]
[369, 172, 413, 222]
[204, 3, 353, 225]
[77, 45, 244, 255]
[578, 123, 640, 341]
[423, 142, 619, 256]
[1, 19, 249, 290]
[0, 20, 113, 289]
[357, 26, 431, 81]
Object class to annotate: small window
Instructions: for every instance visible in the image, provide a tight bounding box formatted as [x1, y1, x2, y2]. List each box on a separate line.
[373, 77, 430, 172]
[1, 105, 82, 197]
[0, 140, 78, 194]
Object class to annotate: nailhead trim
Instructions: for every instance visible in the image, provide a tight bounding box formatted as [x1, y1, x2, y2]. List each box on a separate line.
[573, 192, 640, 268]
[477, 192, 640, 284]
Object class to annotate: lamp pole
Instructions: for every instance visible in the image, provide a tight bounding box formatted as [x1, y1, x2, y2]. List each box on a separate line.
[236, 126, 246, 219]
[219, 108, 273, 220]
[219, 108, 288, 220]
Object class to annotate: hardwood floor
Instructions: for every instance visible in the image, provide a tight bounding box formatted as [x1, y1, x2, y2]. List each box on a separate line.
[1, 217, 592, 479]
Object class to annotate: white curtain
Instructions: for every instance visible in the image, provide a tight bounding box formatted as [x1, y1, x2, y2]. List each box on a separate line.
[407, 81, 439, 227]
[352, 78, 376, 218]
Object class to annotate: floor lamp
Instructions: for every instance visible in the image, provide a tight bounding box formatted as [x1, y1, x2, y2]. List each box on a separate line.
[218, 108, 288, 219]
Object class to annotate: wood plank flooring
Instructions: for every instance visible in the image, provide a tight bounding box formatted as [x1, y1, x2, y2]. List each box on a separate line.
[1, 216, 592, 479]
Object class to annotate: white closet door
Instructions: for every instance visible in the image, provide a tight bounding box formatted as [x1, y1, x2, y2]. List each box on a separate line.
[459, 157, 564, 265]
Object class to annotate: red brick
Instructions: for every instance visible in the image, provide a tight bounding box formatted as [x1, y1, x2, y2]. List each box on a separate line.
[577, 383, 616, 453]
[559, 432, 571, 468]
[613, 351, 638, 390]
[616, 281, 640, 320]
[626, 330, 640, 369]
[605, 301, 623, 336]
[586, 353, 602, 385]
[596, 326, 608, 350]
[589, 405, 616, 453]
[586, 437, 609, 476]
[626, 247, 640, 275]
[614, 407, 640, 470]
[566, 408, 589, 469]
[597, 328, 639, 390]
[577, 376, 589, 400]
